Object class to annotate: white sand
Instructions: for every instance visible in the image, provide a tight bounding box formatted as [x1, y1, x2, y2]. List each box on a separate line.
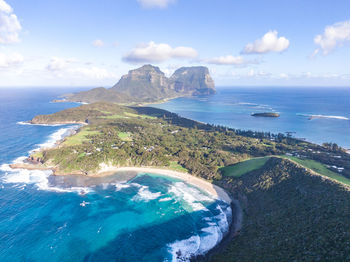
[97, 166, 232, 204]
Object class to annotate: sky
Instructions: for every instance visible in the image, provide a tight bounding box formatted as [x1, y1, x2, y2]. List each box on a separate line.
[1, 0, 350, 87]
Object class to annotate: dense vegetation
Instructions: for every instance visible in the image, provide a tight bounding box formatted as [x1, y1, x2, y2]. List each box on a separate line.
[211, 157, 350, 261]
[30, 102, 350, 183]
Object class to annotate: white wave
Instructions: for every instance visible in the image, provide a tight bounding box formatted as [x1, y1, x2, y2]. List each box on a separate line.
[34, 126, 79, 151]
[17, 121, 68, 127]
[0, 166, 93, 194]
[297, 113, 349, 120]
[197, 226, 221, 254]
[166, 182, 232, 261]
[167, 235, 201, 262]
[115, 183, 131, 191]
[214, 204, 231, 235]
[159, 197, 173, 202]
[132, 185, 162, 202]
[168, 182, 213, 212]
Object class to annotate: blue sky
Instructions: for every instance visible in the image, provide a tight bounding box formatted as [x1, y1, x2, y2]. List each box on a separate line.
[1, 0, 350, 87]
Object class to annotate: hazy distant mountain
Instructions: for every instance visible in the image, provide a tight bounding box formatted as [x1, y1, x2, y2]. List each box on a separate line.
[65, 65, 215, 104]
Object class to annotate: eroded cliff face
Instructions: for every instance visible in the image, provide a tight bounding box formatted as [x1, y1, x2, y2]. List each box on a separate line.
[66, 64, 216, 103]
[169, 66, 215, 95]
[111, 65, 174, 101]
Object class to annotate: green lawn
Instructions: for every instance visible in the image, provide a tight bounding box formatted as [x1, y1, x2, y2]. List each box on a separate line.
[100, 114, 126, 119]
[31, 151, 43, 159]
[220, 157, 271, 177]
[63, 128, 100, 146]
[124, 112, 156, 120]
[118, 132, 132, 141]
[168, 161, 189, 173]
[281, 155, 350, 186]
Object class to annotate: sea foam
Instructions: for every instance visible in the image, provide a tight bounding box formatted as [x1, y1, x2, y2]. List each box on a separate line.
[297, 113, 349, 120]
[166, 183, 232, 261]
[132, 184, 162, 202]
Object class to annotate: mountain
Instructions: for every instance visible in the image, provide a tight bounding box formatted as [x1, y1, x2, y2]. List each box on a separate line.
[64, 65, 215, 104]
[111, 65, 175, 102]
[169, 66, 215, 95]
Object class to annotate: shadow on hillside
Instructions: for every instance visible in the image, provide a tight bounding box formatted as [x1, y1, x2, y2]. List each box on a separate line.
[130, 106, 213, 130]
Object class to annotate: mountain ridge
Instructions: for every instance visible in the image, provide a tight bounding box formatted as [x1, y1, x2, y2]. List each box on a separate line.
[64, 64, 215, 104]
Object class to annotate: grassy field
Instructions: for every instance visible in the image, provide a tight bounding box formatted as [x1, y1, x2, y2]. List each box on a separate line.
[100, 114, 126, 119]
[168, 161, 189, 173]
[118, 132, 132, 141]
[63, 128, 100, 146]
[220, 157, 271, 177]
[124, 112, 157, 119]
[281, 155, 350, 186]
[31, 151, 43, 159]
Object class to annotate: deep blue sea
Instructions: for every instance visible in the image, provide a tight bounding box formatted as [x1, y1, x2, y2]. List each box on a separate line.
[154, 87, 350, 149]
[0, 88, 231, 262]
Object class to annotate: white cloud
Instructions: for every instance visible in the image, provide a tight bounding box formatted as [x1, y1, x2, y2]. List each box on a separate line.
[0, 52, 23, 68]
[314, 19, 350, 55]
[92, 39, 104, 47]
[243, 30, 290, 54]
[0, 0, 22, 44]
[123, 41, 198, 63]
[137, 0, 175, 9]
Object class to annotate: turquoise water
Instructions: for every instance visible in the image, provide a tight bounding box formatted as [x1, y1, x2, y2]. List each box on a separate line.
[0, 88, 231, 262]
[153, 87, 350, 149]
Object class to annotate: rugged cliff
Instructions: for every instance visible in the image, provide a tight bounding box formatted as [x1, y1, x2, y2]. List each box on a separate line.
[65, 65, 215, 104]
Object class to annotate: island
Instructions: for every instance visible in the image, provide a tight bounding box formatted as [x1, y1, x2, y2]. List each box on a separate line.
[251, 112, 280, 117]
[12, 101, 350, 261]
[62, 65, 216, 104]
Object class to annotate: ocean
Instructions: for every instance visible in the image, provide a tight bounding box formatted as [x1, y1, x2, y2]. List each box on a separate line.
[0, 88, 231, 262]
[153, 87, 350, 149]
[0, 86, 349, 261]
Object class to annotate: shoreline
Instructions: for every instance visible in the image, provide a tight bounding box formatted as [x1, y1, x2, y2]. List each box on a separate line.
[110, 167, 232, 204]
[9, 163, 232, 204]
